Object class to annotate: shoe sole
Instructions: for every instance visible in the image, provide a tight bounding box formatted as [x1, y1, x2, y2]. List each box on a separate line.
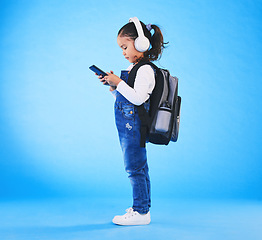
[112, 220, 151, 226]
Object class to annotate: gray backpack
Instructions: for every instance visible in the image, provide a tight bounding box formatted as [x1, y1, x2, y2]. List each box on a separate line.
[127, 61, 181, 147]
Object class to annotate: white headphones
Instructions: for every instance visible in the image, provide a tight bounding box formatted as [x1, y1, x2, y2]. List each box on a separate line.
[129, 17, 150, 52]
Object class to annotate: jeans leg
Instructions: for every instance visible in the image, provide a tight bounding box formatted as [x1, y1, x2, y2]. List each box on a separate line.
[123, 142, 150, 214]
[144, 162, 151, 208]
[115, 102, 151, 214]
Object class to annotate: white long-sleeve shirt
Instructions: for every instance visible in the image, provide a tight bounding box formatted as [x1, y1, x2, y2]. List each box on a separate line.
[113, 64, 155, 106]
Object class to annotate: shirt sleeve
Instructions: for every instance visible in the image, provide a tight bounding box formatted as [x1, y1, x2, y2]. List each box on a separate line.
[116, 65, 155, 106]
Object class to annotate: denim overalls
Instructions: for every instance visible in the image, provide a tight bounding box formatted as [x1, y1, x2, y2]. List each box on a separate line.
[114, 70, 151, 214]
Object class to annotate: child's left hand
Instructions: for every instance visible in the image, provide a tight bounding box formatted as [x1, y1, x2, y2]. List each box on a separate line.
[104, 71, 122, 87]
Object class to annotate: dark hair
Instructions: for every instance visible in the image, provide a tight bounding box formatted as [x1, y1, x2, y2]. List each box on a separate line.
[118, 20, 168, 62]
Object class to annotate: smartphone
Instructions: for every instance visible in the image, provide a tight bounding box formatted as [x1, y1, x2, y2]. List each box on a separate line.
[89, 65, 108, 77]
[89, 65, 109, 85]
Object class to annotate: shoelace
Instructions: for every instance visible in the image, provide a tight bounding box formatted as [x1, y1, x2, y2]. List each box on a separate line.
[124, 207, 137, 218]
[125, 207, 134, 214]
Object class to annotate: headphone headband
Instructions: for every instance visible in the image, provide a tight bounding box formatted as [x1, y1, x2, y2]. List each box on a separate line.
[129, 17, 150, 52]
[129, 17, 145, 39]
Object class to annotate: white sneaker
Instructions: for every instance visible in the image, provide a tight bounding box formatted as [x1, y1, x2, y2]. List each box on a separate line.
[112, 207, 151, 226]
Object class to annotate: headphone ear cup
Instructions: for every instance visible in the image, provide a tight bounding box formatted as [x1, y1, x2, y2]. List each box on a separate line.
[134, 36, 150, 52]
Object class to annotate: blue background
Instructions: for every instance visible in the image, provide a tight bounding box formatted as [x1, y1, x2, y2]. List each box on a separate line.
[1, 0, 262, 201]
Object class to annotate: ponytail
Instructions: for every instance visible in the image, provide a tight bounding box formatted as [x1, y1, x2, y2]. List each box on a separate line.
[144, 24, 168, 61]
[118, 20, 168, 62]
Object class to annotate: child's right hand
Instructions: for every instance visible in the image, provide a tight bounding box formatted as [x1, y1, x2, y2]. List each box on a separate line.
[109, 86, 117, 91]
[95, 73, 108, 85]
[95, 72, 118, 89]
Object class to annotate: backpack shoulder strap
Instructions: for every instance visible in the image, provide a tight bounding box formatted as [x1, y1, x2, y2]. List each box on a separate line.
[127, 61, 153, 87]
[126, 61, 159, 148]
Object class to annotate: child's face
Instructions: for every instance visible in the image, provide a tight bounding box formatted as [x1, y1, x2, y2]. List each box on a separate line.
[117, 36, 144, 63]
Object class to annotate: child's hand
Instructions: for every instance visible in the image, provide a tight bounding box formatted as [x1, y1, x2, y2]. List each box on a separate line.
[109, 86, 117, 91]
[104, 71, 122, 87]
[95, 73, 108, 85]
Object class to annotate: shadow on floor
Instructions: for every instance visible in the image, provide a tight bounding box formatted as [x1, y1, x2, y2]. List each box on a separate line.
[0, 222, 118, 236]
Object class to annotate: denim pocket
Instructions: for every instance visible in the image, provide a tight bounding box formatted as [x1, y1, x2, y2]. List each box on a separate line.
[122, 104, 135, 120]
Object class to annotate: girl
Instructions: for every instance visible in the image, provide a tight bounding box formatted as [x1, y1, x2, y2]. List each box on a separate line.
[98, 17, 167, 225]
